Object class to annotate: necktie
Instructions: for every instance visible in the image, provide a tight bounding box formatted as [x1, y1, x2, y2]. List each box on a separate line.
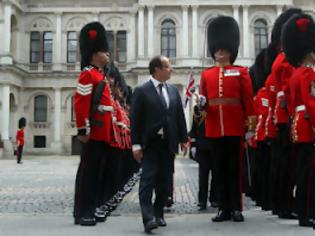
[158, 83, 167, 108]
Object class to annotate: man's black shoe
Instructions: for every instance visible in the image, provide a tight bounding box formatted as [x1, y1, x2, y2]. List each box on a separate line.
[74, 216, 97, 226]
[144, 220, 158, 234]
[232, 211, 244, 222]
[212, 210, 231, 222]
[156, 217, 167, 227]
[210, 202, 219, 208]
[278, 212, 298, 220]
[299, 218, 313, 227]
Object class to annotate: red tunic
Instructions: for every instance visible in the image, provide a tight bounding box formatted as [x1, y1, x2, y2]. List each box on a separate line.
[74, 65, 113, 142]
[254, 87, 269, 141]
[289, 67, 315, 143]
[264, 74, 278, 138]
[272, 53, 295, 124]
[200, 65, 255, 137]
[16, 129, 24, 146]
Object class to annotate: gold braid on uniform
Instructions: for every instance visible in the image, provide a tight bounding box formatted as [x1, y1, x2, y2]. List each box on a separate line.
[247, 115, 256, 132]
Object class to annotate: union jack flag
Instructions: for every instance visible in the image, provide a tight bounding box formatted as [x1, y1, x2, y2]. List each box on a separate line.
[183, 72, 196, 108]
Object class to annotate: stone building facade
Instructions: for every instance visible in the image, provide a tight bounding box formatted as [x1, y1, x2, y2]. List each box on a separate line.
[0, 0, 314, 155]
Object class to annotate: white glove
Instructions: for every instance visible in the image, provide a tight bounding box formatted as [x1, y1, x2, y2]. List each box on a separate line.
[245, 131, 254, 141]
[199, 95, 206, 107]
[190, 147, 196, 158]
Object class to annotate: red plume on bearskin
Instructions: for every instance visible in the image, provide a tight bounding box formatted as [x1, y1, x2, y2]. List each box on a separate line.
[79, 22, 108, 70]
[281, 13, 315, 67]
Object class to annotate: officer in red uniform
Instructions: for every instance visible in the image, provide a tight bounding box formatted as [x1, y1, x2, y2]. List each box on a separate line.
[73, 22, 112, 226]
[200, 16, 255, 222]
[282, 13, 315, 227]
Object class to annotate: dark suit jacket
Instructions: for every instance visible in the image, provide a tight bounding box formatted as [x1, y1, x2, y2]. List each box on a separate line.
[130, 79, 188, 154]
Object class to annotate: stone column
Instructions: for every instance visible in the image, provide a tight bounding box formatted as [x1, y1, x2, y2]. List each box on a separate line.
[53, 12, 62, 71]
[138, 6, 145, 58]
[192, 5, 198, 58]
[127, 11, 137, 62]
[0, 3, 12, 64]
[276, 5, 283, 16]
[242, 6, 250, 58]
[147, 5, 155, 58]
[1, 85, 10, 141]
[182, 5, 189, 57]
[233, 5, 240, 24]
[51, 88, 62, 153]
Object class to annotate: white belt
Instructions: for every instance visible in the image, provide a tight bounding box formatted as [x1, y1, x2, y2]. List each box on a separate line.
[98, 105, 113, 112]
[277, 91, 285, 98]
[295, 105, 306, 112]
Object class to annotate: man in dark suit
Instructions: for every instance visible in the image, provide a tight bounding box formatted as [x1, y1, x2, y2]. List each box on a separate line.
[130, 55, 189, 233]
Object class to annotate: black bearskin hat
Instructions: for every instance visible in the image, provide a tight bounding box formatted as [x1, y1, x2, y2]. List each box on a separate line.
[208, 16, 240, 64]
[79, 22, 108, 70]
[18, 117, 26, 129]
[271, 8, 303, 47]
[281, 13, 315, 67]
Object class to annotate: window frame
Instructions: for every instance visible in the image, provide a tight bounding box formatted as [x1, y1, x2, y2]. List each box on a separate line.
[254, 19, 268, 56]
[161, 19, 176, 58]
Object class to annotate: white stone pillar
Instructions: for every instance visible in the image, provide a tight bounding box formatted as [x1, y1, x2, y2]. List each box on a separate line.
[192, 5, 198, 58]
[51, 88, 62, 153]
[1, 85, 10, 140]
[147, 5, 155, 58]
[0, 3, 12, 64]
[182, 5, 189, 57]
[53, 12, 62, 71]
[233, 5, 240, 24]
[93, 11, 99, 22]
[127, 11, 137, 62]
[276, 5, 283, 16]
[242, 6, 250, 58]
[138, 6, 145, 58]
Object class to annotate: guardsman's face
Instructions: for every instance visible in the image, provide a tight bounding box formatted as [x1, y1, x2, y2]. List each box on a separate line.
[214, 49, 231, 64]
[94, 50, 110, 67]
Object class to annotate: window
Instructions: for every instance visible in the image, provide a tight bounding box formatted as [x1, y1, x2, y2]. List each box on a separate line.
[254, 19, 268, 55]
[106, 31, 127, 63]
[161, 20, 176, 58]
[67, 31, 77, 63]
[30, 32, 40, 63]
[43, 32, 53, 63]
[30, 31, 53, 63]
[34, 136, 46, 148]
[71, 96, 76, 122]
[34, 95, 48, 122]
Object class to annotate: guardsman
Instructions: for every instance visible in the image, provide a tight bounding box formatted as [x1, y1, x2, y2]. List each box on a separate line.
[200, 16, 255, 222]
[73, 22, 111, 226]
[282, 13, 315, 227]
[263, 8, 302, 218]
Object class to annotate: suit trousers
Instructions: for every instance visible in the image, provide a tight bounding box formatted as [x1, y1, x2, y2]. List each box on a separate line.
[139, 136, 173, 224]
[74, 140, 109, 219]
[209, 136, 242, 212]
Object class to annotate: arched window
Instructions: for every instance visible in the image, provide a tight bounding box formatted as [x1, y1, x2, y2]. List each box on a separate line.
[161, 20, 176, 58]
[34, 95, 48, 122]
[254, 19, 268, 55]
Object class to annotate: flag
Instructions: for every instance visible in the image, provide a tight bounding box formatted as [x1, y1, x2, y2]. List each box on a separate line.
[183, 72, 196, 108]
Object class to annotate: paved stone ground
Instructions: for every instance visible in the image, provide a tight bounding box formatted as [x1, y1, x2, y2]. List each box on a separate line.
[0, 155, 314, 236]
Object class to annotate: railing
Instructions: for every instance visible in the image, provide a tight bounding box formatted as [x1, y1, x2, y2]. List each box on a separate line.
[29, 122, 51, 129]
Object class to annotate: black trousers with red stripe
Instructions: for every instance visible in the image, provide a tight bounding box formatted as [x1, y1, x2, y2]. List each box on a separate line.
[295, 143, 315, 220]
[209, 136, 242, 212]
